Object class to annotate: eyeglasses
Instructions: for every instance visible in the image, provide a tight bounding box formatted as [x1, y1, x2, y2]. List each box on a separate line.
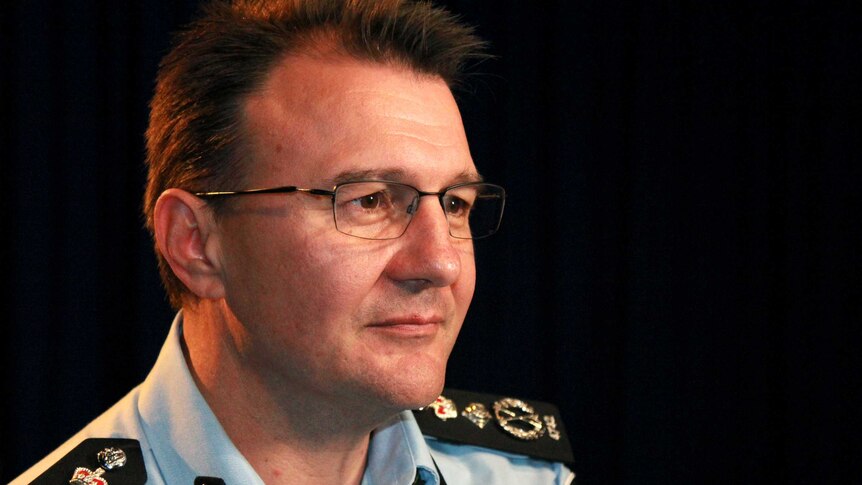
[194, 180, 506, 240]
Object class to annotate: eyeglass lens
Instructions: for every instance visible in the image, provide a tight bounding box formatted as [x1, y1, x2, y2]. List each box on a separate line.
[333, 182, 504, 240]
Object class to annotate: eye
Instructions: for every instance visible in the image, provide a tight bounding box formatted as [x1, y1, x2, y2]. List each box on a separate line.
[443, 195, 471, 216]
[344, 188, 400, 213]
[354, 192, 384, 210]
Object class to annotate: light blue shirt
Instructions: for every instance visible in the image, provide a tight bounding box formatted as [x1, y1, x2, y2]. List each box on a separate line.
[14, 313, 574, 484]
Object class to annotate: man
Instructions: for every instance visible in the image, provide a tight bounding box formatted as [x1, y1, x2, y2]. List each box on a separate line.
[14, 1, 574, 483]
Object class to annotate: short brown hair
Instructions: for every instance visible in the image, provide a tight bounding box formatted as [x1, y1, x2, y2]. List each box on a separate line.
[143, 0, 487, 309]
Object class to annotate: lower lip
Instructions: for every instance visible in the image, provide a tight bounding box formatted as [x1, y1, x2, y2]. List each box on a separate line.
[367, 322, 440, 338]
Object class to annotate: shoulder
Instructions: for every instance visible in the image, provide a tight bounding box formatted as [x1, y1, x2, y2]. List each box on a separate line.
[13, 438, 148, 485]
[10, 386, 150, 485]
[413, 388, 576, 484]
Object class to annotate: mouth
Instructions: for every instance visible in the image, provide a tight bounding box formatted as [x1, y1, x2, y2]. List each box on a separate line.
[366, 315, 443, 338]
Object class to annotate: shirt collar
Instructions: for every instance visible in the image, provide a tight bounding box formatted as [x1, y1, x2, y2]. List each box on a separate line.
[137, 312, 440, 485]
[137, 312, 264, 484]
[363, 411, 441, 485]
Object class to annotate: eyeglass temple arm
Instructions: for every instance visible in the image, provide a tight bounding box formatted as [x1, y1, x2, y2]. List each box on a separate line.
[194, 186, 335, 198]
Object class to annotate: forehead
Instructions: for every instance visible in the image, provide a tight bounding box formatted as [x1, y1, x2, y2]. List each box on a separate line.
[241, 54, 478, 188]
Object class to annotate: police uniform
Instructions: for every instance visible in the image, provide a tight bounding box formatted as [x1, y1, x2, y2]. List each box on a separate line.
[12, 313, 575, 484]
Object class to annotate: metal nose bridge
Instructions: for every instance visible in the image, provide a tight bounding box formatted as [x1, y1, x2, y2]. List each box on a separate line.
[405, 191, 445, 216]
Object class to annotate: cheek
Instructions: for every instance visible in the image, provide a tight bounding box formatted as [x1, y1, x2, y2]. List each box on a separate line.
[295, 241, 389, 314]
[271, 227, 401, 325]
[454, 245, 477, 310]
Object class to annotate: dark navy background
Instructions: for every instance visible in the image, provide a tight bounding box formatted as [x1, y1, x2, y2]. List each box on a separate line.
[2, 1, 859, 483]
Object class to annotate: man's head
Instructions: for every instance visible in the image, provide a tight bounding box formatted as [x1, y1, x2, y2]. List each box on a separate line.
[145, 0, 493, 414]
[144, 0, 486, 309]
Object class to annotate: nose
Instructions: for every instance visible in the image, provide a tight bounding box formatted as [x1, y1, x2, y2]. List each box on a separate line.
[384, 196, 463, 290]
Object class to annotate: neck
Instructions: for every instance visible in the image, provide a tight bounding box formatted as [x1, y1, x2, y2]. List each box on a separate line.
[181, 303, 388, 485]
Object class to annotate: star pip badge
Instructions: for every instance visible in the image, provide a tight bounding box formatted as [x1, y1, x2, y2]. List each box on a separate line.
[493, 397, 546, 441]
[431, 395, 458, 420]
[461, 402, 492, 429]
[69, 447, 127, 485]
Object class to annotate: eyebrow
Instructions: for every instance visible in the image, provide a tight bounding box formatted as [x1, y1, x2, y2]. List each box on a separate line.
[328, 167, 484, 188]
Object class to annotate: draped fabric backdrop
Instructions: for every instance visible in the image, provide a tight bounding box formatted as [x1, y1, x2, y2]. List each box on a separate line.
[2, 2, 858, 483]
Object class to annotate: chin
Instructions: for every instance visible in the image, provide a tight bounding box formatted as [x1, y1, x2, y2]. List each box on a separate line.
[371, 354, 448, 411]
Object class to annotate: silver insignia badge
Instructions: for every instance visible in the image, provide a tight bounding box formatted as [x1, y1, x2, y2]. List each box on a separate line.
[493, 397, 545, 440]
[69, 447, 127, 485]
[431, 395, 458, 420]
[461, 402, 492, 429]
[543, 414, 562, 440]
[97, 447, 128, 470]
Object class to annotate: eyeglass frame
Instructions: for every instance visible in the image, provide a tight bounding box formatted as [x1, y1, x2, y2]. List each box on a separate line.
[193, 180, 506, 240]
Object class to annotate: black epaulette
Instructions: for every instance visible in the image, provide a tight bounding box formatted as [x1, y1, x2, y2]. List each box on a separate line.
[413, 388, 575, 468]
[29, 438, 147, 485]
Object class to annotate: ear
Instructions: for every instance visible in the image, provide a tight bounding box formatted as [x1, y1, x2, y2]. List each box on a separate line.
[153, 188, 226, 300]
